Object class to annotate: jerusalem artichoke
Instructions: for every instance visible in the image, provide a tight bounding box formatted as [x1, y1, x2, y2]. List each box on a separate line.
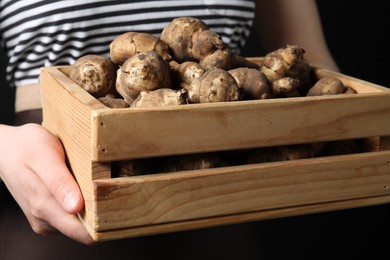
[187, 68, 240, 103]
[116, 51, 172, 105]
[130, 88, 188, 108]
[110, 31, 172, 65]
[97, 94, 129, 108]
[170, 60, 206, 90]
[306, 77, 346, 96]
[261, 45, 312, 96]
[228, 67, 271, 100]
[69, 54, 118, 98]
[160, 17, 223, 62]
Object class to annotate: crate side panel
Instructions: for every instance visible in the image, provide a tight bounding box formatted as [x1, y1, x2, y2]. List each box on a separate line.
[93, 92, 390, 162]
[93, 151, 390, 231]
[40, 67, 99, 233]
[91, 194, 390, 241]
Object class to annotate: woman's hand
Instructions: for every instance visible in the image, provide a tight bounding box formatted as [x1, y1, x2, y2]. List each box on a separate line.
[0, 123, 94, 244]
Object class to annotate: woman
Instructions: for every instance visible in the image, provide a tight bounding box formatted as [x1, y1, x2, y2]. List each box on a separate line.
[0, 0, 338, 258]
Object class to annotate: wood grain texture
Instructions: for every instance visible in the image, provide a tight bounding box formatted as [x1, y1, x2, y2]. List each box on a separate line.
[92, 92, 390, 162]
[93, 151, 390, 232]
[40, 67, 109, 235]
[92, 195, 390, 241]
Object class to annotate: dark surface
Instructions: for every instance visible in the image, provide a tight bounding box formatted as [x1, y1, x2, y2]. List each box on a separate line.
[0, 49, 14, 124]
[317, 1, 390, 88]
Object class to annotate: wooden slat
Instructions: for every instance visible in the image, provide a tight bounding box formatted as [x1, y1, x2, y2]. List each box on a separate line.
[92, 91, 390, 161]
[93, 150, 390, 233]
[91, 194, 390, 241]
[40, 67, 105, 235]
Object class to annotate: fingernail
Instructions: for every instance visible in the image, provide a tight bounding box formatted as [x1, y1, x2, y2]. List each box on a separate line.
[63, 190, 80, 212]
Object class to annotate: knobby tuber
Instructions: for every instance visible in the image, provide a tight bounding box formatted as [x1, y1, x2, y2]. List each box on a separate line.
[170, 60, 206, 90]
[98, 94, 129, 108]
[306, 76, 346, 96]
[261, 45, 312, 96]
[228, 68, 271, 100]
[130, 88, 188, 108]
[187, 68, 240, 103]
[116, 50, 172, 105]
[199, 48, 237, 71]
[110, 31, 172, 65]
[69, 54, 118, 98]
[160, 17, 222, 62]
[160, 16, 256, 70]
[271, 77, 301, 98]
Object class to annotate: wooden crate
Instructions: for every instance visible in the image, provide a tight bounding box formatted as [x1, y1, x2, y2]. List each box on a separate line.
[40, 62, 390, 241]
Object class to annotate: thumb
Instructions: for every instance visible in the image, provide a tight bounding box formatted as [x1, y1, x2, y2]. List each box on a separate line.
[27, 126, 84, 214]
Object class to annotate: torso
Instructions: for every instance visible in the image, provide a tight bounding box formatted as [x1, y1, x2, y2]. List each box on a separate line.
[0, 0, 255, 88]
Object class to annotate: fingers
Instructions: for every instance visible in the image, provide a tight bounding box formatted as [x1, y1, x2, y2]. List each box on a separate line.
[1, 123, 93, 243]
[26, 196, 95, 245]
[22, 124, 85, 214]
[31, 196, 94, 245]
[19, 167, 94, 245]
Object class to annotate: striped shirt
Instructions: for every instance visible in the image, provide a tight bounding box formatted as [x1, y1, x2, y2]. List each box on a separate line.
[0, 0, 255, 88]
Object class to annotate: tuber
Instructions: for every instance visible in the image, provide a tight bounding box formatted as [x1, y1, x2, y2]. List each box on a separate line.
[170, 60, 206, 90]
[261, 45, 312, 95]
[116, 51, 172, 105]
[110, 31, 172, 65]
[199, 48, 237, 71]
[271, 77, 301, 98]
[130, 88, 188, 108]
[160, 17, 223, 62]
[306, 76, 346, 96]
[154, 152, 229, 173]
[97, 94, 129, 108]
[187, 68, 240, 103]
[160, 16, 256, 70]
[69, 54, 118, 98]
[228, 67, 271, 100]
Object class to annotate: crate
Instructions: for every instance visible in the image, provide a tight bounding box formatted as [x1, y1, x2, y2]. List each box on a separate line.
[40, 60, 390, 241]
